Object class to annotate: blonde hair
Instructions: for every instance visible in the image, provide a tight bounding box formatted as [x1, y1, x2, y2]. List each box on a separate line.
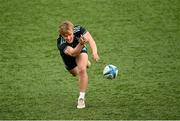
[59, 20, 74, 36]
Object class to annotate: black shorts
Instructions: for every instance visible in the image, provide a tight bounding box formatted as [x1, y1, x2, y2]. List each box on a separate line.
[63, 47, 87, 70]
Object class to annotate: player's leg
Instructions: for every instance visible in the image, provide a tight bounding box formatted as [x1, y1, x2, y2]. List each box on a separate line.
[76, 52, 88, 93]
[66, 57, 79, 76]
[76, 52, 88, 108]
[68, 59, 90, 76]
[68, 67, 79, 76]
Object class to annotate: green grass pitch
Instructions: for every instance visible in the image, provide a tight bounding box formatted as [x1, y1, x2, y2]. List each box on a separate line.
[0, 0, 180, 119]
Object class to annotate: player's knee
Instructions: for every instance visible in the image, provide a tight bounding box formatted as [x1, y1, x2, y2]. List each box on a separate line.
[78, 67, 86, 74]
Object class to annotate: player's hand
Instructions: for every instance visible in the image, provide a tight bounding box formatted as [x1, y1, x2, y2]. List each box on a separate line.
[79, 35, 87, 45]
[93, 52, 100, 62]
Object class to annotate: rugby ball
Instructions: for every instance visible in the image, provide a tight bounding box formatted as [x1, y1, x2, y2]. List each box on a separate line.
[103, 64, 118, 79]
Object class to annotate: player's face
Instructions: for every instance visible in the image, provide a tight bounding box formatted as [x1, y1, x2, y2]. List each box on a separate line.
[63, 33, 74, 43]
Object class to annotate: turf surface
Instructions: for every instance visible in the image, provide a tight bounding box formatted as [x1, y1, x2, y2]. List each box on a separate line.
[0, 0, 180, 119]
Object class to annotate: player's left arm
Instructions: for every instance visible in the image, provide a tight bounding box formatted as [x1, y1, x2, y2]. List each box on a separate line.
[83, 31, 100, 62]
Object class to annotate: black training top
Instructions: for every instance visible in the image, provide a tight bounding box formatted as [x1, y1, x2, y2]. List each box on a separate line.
[57, 25, 87, 69]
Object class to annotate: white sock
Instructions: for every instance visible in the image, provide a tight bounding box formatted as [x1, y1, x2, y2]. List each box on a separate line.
[79, 92, 85, 99]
